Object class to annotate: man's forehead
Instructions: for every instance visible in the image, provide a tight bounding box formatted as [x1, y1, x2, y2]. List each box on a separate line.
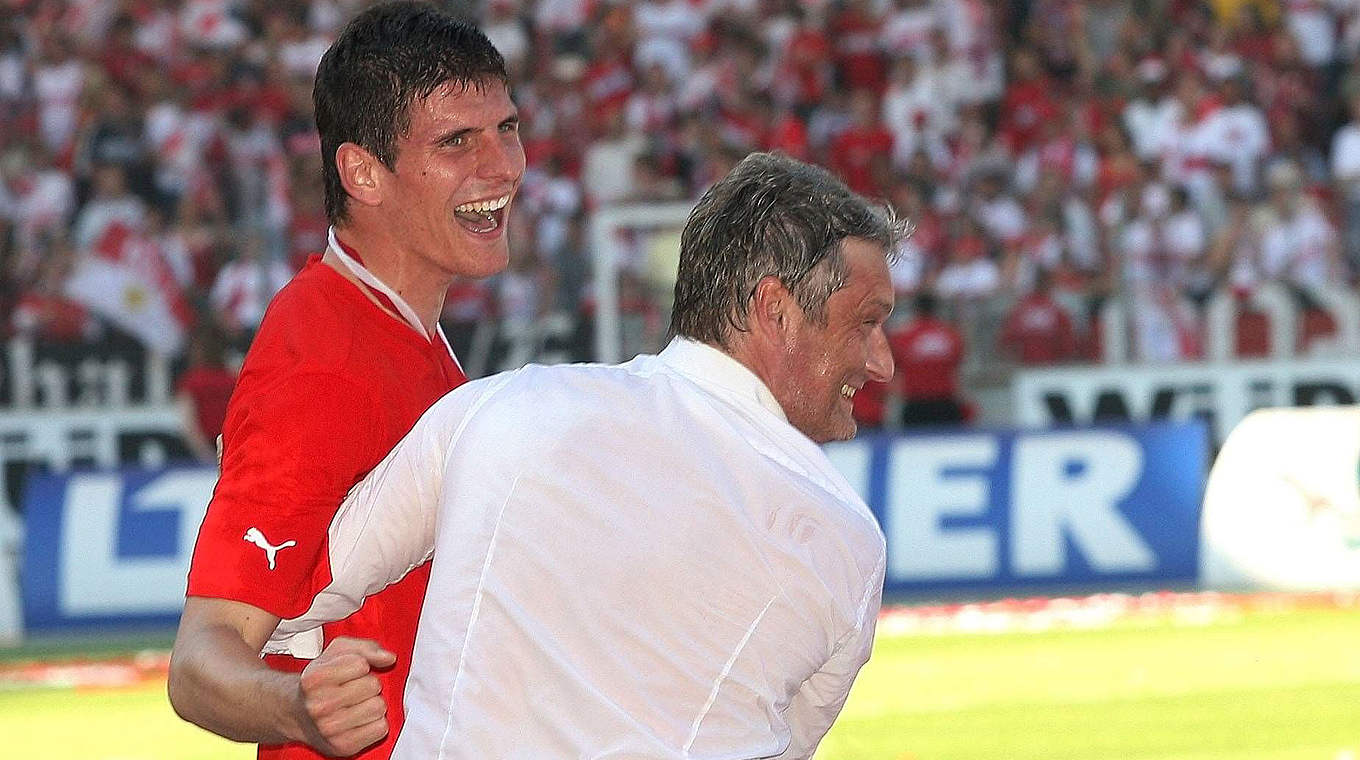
[408, 79, 515, 126]
[832, 253, 893, 311]
[426, 77, 509, 102]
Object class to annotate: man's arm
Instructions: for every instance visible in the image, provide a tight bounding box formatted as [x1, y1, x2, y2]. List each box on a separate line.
[168, 597, 394, 757]
[169, 369, 441, 755]
[170, 374, 479, 752]
[265, 385, 464, 645]
[776, 555, 886, 760]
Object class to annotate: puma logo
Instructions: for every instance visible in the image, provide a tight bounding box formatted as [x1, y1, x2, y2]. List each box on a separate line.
[243, 527, 297, 570]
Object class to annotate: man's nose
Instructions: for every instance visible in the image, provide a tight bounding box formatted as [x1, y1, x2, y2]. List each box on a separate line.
[866, 329, 893, 383]
[479, 131, 526, 182]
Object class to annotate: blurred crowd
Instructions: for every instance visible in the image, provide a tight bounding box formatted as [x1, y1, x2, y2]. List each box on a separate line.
[4, 0, 1360, 428]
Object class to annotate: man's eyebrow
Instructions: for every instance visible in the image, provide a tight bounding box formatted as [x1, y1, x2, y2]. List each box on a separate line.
[435, 113, 519, 145]
[866, 297, 894, 315]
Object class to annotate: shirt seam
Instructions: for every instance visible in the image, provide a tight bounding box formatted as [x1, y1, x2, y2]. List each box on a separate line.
[436, 472, 522, 760]
[430, 370, 525, 760]
[682, 593, 779, 756]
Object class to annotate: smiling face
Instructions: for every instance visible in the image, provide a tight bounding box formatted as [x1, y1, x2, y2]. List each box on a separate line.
[379, 80, 525, 280]
[772, 238, 895, 443]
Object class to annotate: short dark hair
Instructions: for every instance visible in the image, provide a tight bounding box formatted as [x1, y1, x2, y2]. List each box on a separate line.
[314, 1, 508, 224]
[670, 152, 904, 347]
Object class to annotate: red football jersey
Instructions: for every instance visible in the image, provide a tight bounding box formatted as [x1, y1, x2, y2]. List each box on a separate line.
[890, 317, 964, 399]
[187, 256, 464, 760]
[1001, 293, 1076, 365]
[176, 365, 238, 442]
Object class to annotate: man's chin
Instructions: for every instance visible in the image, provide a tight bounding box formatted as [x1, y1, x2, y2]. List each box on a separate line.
[808, 420, 857, 445]
[458, 241, 510, 278]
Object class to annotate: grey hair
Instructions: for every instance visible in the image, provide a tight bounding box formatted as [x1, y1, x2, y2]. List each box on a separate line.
[669, 152, 906, 347]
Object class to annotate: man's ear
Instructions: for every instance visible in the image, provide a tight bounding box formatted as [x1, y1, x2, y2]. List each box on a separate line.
[335, 142, 385, 209]
[750, 275, 797, 340]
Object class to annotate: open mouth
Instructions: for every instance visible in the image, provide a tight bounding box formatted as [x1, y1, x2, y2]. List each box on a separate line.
[453, 193, 511, 235]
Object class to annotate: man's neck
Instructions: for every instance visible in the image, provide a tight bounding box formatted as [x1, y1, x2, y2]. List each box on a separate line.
[324, 226, 448, 335]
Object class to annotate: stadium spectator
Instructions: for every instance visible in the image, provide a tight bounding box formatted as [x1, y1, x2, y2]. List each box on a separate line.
[1162, 185, 1213, 304]
[72, 164, 146, 252]
[482, 0, 529, 79]
[174, 321, 236, 463]
[998, 47, 1058, 155]
[1, 142, 75, 279]
[882, 55, 953, 171]
[1000, 268, 1077, 365]
[1203, 76, 1270, 196]
[167, 6, 524, 760]
[1282, 0, 1339, 70]
[32, 32, 84, 156]
[1257, 159, 1342, 292]
[881, 0, 938, 65]
[9, 236, 96, 345]
[1331, 93, 1360, 274]
[1208, 193, 1264, 295]
[1123, 60, 1179, 163]
[935, 220, 1001, 302]
[829, 88, 894, 197]
[207, 235, 292, 342]
[76, 82, 153, 200]
[1131, 282, 1203, 363]
[581, 107, 644, 207]
[890, 290, 967, 426]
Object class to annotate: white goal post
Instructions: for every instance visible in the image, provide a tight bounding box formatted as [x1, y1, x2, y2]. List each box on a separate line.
[590, 202, 695, 364]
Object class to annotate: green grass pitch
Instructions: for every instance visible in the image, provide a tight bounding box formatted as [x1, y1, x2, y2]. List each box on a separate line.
[4, 604, 1358, 759]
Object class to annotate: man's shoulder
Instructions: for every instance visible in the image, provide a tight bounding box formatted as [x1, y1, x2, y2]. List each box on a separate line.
[459, 360, 648, 412]
[257, 260, 350, 333]
[239, 262, 383, 386]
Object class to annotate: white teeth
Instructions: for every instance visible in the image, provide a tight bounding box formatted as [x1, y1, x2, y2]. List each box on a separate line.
[841, 385, 856, 399]
[454, 194, 511, 213]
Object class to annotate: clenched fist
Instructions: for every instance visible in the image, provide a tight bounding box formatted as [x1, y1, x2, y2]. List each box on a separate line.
[296, 637, 397, 756]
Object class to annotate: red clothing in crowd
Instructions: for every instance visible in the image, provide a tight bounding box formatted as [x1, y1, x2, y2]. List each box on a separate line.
[583, 58, 634, 132]
[1000, 291, 1076, 364]
[852, 379, 890, 428]
[830, 124, 894, 196]
[999, 77, 1058, 153]
[188, 256, 466, 760]
[287, 211, 329, 272]
[176, 364, 238, 442]
[765, 111, 810, 161]
[783, 26, 832, 108]
[830, 4, 887, 93]
[889, 315, 964, 400]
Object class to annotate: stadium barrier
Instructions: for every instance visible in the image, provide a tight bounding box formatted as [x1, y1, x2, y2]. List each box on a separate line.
[20, 420, 1207, 633]
[1012, 356, 1360, 449]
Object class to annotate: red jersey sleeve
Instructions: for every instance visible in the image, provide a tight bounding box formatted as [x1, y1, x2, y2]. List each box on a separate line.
[187, 370, 380, 619]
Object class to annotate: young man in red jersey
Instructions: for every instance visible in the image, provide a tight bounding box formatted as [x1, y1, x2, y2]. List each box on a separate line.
[166, 4, 524, 758]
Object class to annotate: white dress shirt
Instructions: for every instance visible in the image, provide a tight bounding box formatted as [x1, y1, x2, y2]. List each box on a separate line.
[270, 337, 887, 760]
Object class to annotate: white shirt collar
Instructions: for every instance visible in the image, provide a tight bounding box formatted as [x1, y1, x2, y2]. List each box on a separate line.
[657, 336, 788, 423]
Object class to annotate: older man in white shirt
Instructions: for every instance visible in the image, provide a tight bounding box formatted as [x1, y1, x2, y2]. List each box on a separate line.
[265, 153, 901, 760]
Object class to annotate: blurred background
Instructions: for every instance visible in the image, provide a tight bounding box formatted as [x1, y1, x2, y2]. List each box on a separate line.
[0, 0, 1358, 758]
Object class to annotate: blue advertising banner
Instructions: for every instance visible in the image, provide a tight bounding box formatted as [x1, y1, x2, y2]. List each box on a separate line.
[825, 421, 1209, 593]
[23, 466, 217, 632]
[23, 422, 1208, 630]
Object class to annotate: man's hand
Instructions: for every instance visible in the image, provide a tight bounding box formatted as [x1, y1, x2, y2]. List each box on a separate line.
[297, 637, 397, 757]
